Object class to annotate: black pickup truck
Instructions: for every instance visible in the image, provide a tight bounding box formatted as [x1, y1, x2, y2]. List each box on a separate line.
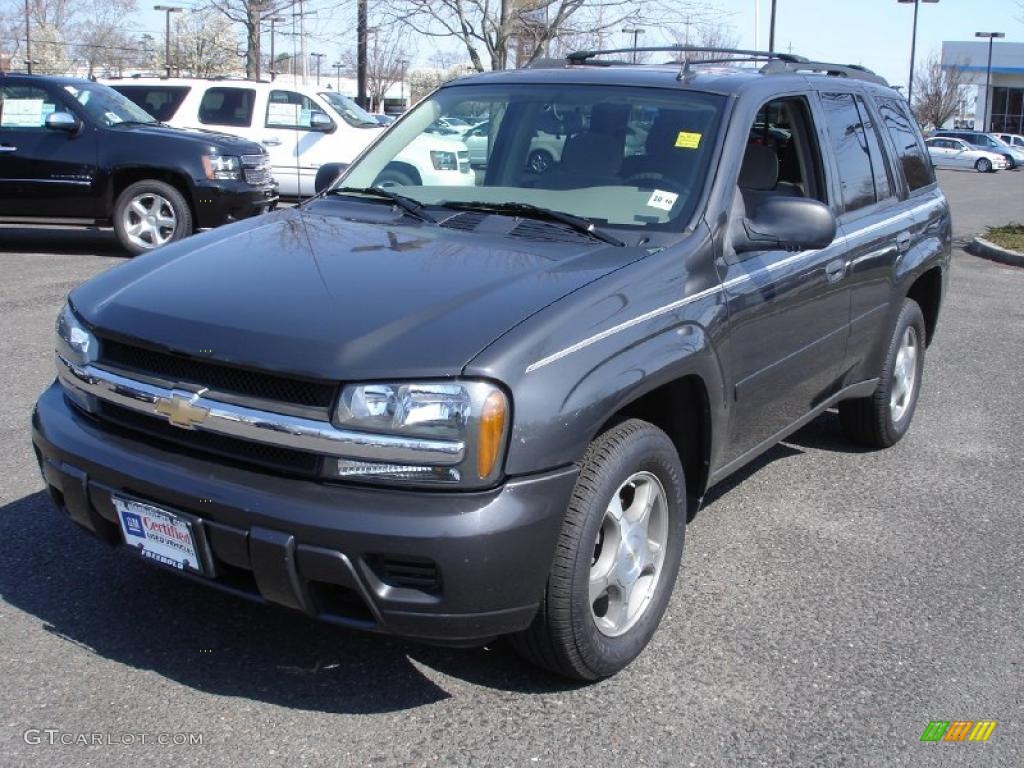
[32, 47, 950, 680]
[0, 74, 277, 253]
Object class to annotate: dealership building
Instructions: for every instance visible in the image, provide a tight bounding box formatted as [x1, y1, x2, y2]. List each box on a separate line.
[942, 40, 1024, 133]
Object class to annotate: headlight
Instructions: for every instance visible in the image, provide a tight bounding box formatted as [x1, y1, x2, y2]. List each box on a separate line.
[429, 150, 458, 171]
[202, 152, 242, 180]
[328, 381, 509, 487]
[55, 303, 98, 367]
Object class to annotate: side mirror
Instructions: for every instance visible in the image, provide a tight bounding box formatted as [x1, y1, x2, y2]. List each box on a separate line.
[732, 196, 837, 256]
[310, 112, 334, 133]
[45, 111, 79, 133]
[314, 162, 349, 194]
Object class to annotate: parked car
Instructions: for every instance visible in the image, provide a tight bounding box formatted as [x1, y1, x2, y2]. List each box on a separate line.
[925, 136, 1008, 172]
[464, 119, 566, 171]
[931, 129, 1024, 170]
[996, 132, 1024, 150]
[35, 49, 949, 681]
[0, 74, 276, 254]
[107, 78, 472, 196]
[373, 114, 396, 126]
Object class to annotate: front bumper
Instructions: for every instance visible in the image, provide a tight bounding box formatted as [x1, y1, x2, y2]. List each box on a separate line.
[32, 383, 578, 643]
[194, 179, 279, 229]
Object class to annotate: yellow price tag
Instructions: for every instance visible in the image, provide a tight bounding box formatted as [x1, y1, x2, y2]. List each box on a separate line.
[675, 131, 702, 149]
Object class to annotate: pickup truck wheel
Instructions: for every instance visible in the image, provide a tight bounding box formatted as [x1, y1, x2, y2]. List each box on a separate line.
[510, 419, 686, 680]
[526, 149, 554, 173]
[114, 180, 193, 255]
[373, 168, 416, 188]
[975, 158, 993, 173]
[839, 298, 926, 448]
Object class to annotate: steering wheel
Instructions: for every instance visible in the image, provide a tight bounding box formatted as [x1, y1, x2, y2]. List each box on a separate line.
[625, 173, 685, 195]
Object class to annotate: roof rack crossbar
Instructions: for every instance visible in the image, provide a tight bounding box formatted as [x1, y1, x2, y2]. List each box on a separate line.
[566, 45, 806, 65]
[760, 59, 889, 86]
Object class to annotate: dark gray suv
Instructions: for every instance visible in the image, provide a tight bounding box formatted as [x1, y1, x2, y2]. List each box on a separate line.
[32, 47, 950, 680]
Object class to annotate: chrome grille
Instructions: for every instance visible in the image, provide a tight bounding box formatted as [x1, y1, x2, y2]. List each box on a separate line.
[242, 154, 272, 186]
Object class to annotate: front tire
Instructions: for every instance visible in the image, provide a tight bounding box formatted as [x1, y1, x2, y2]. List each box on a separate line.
[975, 158, 993, 173]
[526, 149, 554, 174]
[510, 419, 687, 681]
[113, 180, 192, 255]
[839, 298, 926, 448]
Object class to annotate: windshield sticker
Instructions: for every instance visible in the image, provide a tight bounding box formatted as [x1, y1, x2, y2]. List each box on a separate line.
[0, 99, 44, 128]
[268, 102, 301, 126]
[674, 131, 702, 150]
[647, 189, 678, 211]
[105, 111, 123, 124]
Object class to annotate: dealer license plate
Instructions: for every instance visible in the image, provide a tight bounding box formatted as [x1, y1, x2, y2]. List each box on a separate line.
[113, 496, 203, 575]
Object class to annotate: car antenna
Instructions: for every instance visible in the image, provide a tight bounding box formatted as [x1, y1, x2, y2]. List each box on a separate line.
[677, 54, 692, 82]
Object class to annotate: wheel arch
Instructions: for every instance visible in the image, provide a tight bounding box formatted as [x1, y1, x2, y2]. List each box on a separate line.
[106, 167, 196, 222]
[906, 265, 943, 346]
[381, 160, 422, 185]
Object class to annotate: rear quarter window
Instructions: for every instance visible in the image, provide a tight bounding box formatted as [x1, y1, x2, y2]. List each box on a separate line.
[876, 97, 935, 191]
[114, 86, 190, 122]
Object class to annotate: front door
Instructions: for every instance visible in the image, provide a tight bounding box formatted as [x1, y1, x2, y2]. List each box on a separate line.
[263, 90, 335, 196]
[720, 94, 851, 465]
[0, 82, 99, 219]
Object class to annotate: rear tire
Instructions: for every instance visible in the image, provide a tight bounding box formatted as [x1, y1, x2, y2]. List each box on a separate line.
[509, 419, 687, 681]
[113, 180, 192, 255]
[839, 298, 926, 448]
[975, 158, 993, 173]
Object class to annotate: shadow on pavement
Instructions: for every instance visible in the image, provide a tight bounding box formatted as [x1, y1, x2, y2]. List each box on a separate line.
[0, 491, 580, 713]
[0, 226, 129, 257]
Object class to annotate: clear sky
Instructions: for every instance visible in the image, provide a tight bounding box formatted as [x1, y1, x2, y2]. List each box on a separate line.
[136, 0, 1024, 86]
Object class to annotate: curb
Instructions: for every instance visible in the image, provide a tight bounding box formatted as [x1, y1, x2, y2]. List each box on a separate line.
[968, 236, 1024, 268]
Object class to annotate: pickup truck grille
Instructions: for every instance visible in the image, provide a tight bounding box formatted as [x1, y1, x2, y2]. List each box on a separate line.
[100, 339, 338, 408]
[241, 154, 273, 186]
[457, 151, 471, 173]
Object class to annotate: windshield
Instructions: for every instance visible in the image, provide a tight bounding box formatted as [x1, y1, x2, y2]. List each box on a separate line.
[318, 91, 379, 128]
[63, 83, 157, 127]
[339, 83, 725, 231]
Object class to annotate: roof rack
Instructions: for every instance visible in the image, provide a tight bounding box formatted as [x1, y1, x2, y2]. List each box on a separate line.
[760, 59, 889, 85]
[565, 45, 805, 65]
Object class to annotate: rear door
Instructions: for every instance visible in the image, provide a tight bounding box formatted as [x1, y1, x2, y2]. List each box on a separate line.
[0, 81, 99, 219]
[112, 84, 191, 123]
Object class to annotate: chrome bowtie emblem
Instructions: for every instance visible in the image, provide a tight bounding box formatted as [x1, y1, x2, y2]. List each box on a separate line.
[154, 391, 209, 429]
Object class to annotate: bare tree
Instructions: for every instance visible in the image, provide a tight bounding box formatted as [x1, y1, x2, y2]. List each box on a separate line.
[77, 0, 139, 77]
[912, 53, 967, 130]
[341, 22, 414, 110]
[383, 0, 716, 72]
[668, 18, 740, 60]
[199, 0, 290, 79]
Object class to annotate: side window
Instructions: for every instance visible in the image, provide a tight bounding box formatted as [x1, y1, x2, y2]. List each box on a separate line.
[116, 86, 189, 122]
[0, 85, 61, 130]
[876, 97, 935, 191]
[819, 92, 876, 213]
[737, 96, 826, 205]
[266, 90, 330, 129]
[854, 96, 893, 202]
[198, 87, 255, 127]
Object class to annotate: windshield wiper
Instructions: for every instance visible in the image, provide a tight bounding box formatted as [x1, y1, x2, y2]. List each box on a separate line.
[332, 186, 435, 223]
[440, 201, 624, 247]
[112, 119, 157, 127]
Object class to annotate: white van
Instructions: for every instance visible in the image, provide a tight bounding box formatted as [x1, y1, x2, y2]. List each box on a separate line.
[106, 78, 474, 196]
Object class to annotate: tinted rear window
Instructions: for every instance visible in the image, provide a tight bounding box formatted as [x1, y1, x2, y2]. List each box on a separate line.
[877, 97, 934, 191]
[199, 87, 256, 127]
[113, 86, 190, 122]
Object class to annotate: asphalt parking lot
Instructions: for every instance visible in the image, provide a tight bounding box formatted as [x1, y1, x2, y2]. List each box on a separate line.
[1, 169, 1022, 768]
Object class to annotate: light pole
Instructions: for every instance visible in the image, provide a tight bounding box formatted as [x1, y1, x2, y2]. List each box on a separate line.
[398, 58, 409, 110]
[622, 28, 644, 63]
[356, 0, 368, 108]
[332, 61, 343, 91]
[311, 52, 325, 85]
[975, 31, 1006, 131]
[24, 0, 31, 73]
[154, 5, 184, 79]
[897, 0, 939, 106]
[768, 0, 778, 52]
[267, 15, 285, 80]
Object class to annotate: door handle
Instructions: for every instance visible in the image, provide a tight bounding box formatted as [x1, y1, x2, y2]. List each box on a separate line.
[261, 137, 282, 146]
[824, 259, 847, 283]
[0, 145, 17, 152]
[896, 231, 912, 253]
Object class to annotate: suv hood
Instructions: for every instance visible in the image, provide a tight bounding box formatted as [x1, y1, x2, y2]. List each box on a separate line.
[114, 123, 265, 154]
[71, 205, 643, 381]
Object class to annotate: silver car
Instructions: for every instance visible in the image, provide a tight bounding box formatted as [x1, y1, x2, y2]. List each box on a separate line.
[925, 137, 1008, 173]
[997, 133, 1024, 150]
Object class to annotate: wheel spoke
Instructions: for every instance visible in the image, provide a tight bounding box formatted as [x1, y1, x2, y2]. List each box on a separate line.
[130, 199, 149, 218]
[589, 570, 610, 605]
[155, 214, 176, 229]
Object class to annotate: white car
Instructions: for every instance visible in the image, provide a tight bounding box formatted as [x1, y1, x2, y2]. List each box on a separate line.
[106, 78, 473, 196]
[997, 132, 1024, 151]
[925, 137, 1008, 173]
[464, 121, 566, 172]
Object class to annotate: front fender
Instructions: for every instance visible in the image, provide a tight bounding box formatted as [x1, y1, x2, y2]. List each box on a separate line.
[464, 232, 729, 478]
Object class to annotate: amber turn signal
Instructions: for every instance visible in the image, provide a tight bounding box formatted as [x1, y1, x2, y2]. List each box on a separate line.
[477, 390, 507, 479]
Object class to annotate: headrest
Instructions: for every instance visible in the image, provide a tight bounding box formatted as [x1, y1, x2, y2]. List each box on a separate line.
[645, 110, 692, 153]
[739, 143, 779, 190]
[559, 132, 622, 175]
